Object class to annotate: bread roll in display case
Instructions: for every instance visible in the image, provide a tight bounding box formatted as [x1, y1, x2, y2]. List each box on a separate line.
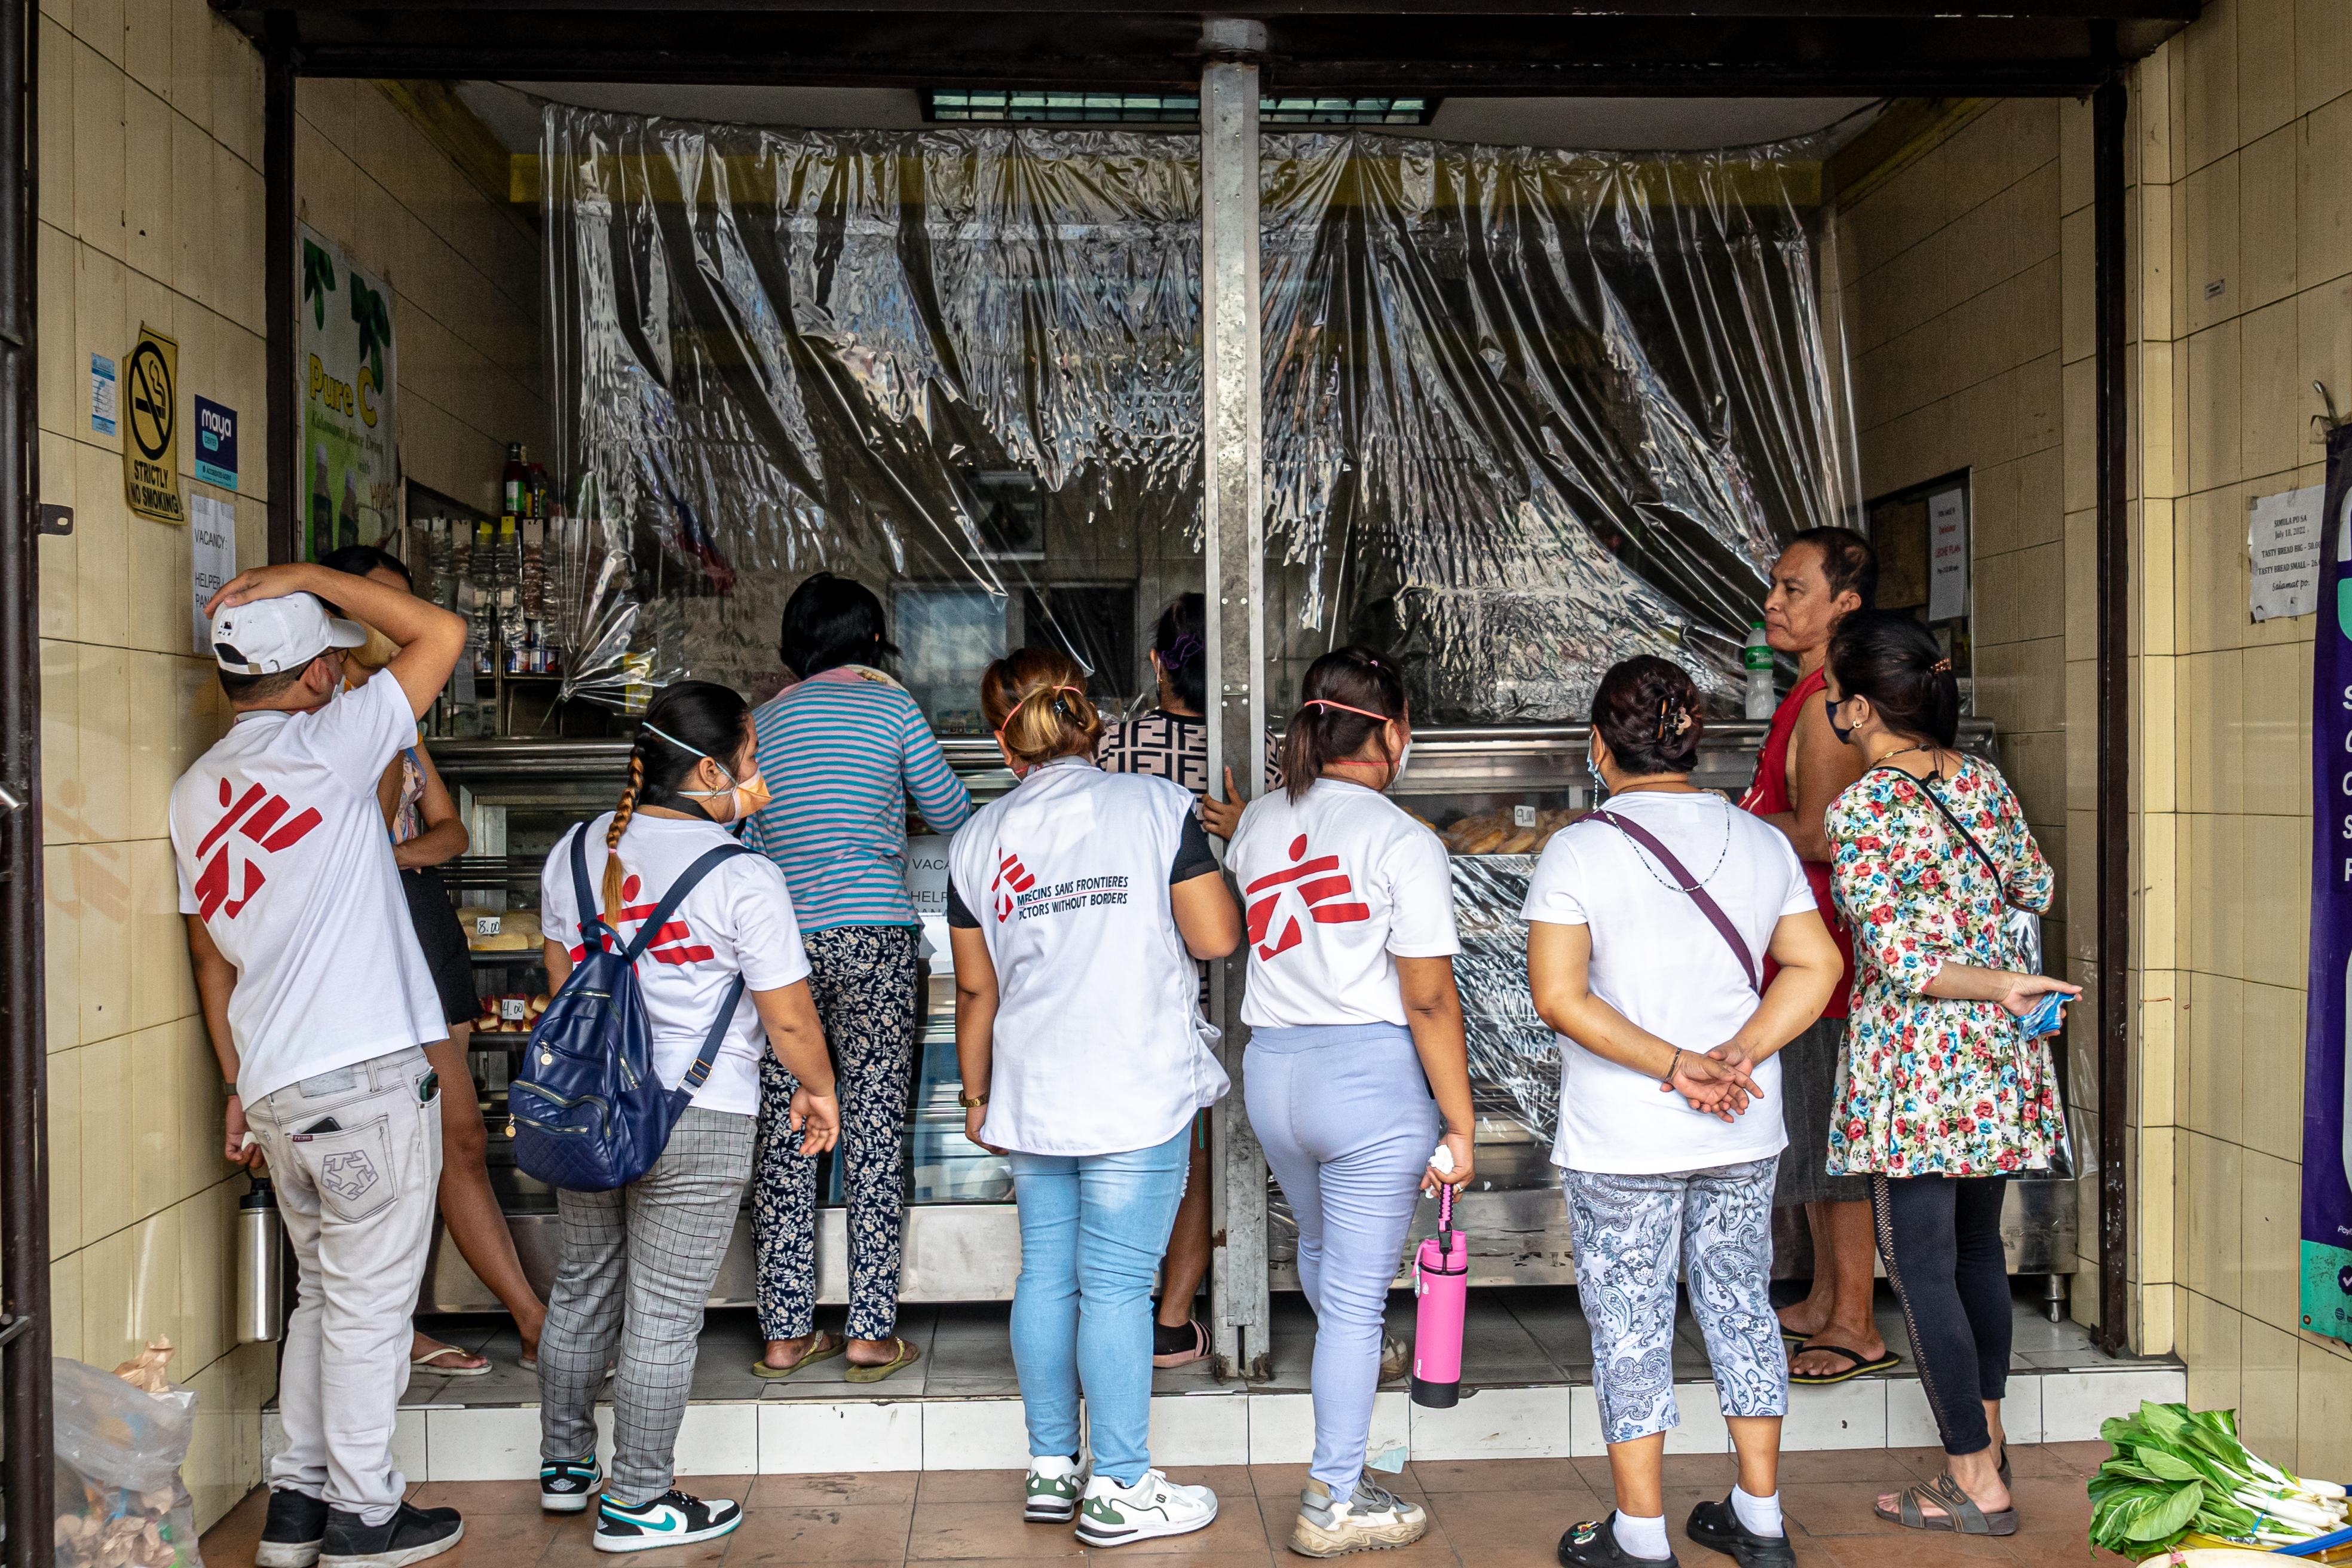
[419, 719, 2077, 1318]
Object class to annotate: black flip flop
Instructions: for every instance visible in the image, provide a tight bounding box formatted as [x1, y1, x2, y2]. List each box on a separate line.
[1788, 1342, 1900, 1385]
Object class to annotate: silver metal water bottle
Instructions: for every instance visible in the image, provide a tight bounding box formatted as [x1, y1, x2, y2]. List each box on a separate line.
[237, 1176, 286, 1343]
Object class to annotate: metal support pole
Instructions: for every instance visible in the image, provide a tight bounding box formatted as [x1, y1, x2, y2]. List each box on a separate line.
[0, 0, 54, 1561]
[2092, 72, 2132, 1355]
[265, 16, 296, 564]
[1200, 16, 1270, 1383]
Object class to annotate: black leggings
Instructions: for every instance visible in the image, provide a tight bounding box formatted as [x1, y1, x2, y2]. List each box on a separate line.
[1873, 1173, 2011, 1456]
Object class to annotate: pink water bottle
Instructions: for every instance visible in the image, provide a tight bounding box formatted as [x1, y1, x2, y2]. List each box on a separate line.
[1411, 1181, 1468, 1408]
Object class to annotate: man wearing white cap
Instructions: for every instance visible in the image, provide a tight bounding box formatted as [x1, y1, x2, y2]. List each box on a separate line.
[172, 562, 467, 1568]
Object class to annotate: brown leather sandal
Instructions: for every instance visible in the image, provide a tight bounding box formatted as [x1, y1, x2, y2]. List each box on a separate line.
[1873, 1474, 2018, 1536]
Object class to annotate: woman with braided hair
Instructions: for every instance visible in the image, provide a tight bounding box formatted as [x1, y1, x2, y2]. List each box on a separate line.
[534, 681, 839, 1550]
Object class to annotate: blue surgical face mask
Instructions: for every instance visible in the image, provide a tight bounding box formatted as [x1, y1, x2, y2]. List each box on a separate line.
[1823, 693, 1858, 747]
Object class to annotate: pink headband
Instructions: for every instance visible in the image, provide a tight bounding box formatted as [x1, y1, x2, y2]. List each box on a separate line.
[1307, 697, 1397, 725]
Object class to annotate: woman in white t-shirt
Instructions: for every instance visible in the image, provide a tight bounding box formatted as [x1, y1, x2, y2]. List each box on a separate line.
[1226, 647, 1477, 1561]
[1524, 657, 1840, 1568]
[534, 682, 841, 1551]
[948, 647, 1241, 1548]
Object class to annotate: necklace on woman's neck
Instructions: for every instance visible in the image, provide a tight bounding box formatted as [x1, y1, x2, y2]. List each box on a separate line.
[1871, 741, 1955, 780]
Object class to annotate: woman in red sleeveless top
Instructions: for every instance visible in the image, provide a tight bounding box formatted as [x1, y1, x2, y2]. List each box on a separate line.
[1737, 528, 1895, 1386]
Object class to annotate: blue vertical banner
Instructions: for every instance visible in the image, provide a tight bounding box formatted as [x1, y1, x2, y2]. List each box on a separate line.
[2304, 418, 2352, 1345]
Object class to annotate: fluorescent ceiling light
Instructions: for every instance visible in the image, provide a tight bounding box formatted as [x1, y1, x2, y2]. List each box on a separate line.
[923, 90, 1437, 126]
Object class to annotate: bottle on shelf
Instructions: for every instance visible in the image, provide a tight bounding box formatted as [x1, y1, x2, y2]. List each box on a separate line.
[503, 442, 529, 517]
[1743, 620, 1777, 721]
[527, 460, 550, 522]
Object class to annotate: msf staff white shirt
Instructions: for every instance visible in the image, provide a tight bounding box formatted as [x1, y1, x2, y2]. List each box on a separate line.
[1227, 778, 1460, 1030]
[947, 758, 1229, 1157]
[169, 670, 446, 1107]
[541, 813, 813, 1117]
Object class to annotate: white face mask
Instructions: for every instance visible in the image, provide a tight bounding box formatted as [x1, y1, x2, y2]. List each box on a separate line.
[1389, 737, 1411, 787]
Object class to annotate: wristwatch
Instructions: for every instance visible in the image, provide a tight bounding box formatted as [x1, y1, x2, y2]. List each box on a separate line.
[957, 1089, 990, 1109]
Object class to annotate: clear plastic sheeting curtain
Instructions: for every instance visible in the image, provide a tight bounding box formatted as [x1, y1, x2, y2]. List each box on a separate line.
[544, 106, 1853, 722]
[1261, 134, 1852, 719]
[544, 108, 1206, 719]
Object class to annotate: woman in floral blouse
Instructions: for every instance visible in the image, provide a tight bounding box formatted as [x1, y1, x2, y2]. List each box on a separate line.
[1820, 611, 2077, 1542]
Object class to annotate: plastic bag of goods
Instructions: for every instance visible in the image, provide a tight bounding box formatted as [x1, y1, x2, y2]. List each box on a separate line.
[53, 1339, 205, 1568]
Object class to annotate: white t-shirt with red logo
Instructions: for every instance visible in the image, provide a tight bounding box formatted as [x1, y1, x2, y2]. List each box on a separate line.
[1227, 778, 1460, 1030]
[540, 813, 813, 1117]
[170, 670, 447, 1107]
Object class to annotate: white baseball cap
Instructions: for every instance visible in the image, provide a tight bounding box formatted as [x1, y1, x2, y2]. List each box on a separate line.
[210, 592, 368, 675]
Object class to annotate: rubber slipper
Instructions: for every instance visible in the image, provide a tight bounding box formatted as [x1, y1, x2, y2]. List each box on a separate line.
[751, 1330, 846, 1380]
[1873, 1474, 2018, 1536]
[1777, 1325, 1808, 1346]
[1787, 1343, 1900, 1385]
[410, 1345, 491, 1377]
[1153, 1318, 1211, 1368]
[843, 1337, 922, 1383]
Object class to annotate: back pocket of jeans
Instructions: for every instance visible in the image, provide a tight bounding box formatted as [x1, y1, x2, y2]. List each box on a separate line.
[293, 1117, 399, 1223]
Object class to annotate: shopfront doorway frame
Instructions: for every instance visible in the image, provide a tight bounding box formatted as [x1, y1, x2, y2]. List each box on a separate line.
[213, 1, 2162, 1400]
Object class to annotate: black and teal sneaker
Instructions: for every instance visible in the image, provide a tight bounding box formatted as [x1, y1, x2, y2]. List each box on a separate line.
[592, 1490, 742, 1555]
[540, 1454, 601, 1514]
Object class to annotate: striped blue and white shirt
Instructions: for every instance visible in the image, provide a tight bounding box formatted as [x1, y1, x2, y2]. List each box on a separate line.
[742, 666, 973, 932]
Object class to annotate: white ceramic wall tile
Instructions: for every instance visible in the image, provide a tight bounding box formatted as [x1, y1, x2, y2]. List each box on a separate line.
[2001, 1375, 2046, 1444]
[1664, 1383, 1732, 1454]
[1149, 1391, 1250, 1468]
[1570, 1385, 1604, 1457]
[392, 1410, 430, 1483]
[1247, 1391, 1409, 1466]
[1247, 1393, 1316, 1464]
[921, 1398, 1031, 1471]
[672, 1403, 761, 1477]
[1777, 1379, 1887, 1450]
[1407, 1385, 1573, 1461]
[424, 1405, 544, 1481]
[262, 1411, 285, 1469]
[2040, 1368, 2187, 1441]
[1886, 1380, 1941, 1447]
[759, 1399, 923, 1473]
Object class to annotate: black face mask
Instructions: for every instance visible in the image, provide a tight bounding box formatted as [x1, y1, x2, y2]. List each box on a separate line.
[1823, 693, 1857, 746]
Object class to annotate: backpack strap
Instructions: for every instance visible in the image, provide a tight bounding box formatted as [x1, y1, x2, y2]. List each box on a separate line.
[568, 825, 607, 947]
[1588, 807, 1761, 994]
[681, 976, 748, 1092]
[618, 842, 754, 962]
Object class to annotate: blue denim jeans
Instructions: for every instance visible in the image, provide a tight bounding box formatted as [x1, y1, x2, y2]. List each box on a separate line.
[1008, 1126, 1192, 1486]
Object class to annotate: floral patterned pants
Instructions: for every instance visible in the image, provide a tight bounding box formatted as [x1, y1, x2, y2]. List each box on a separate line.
[1563, 1157, 1787, 1445]
[752, 925, 918, 1344]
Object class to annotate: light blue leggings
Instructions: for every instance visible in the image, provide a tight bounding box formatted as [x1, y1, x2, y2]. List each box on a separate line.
[1247, 1023, 1439, 1500]
[1007, 1126, 1192, 1487]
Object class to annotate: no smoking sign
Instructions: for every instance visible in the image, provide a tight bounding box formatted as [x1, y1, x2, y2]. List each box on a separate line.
[121, 323, 185, 524]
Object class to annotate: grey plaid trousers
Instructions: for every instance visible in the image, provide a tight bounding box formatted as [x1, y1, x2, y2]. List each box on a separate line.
[538, 1106, 755, 1504]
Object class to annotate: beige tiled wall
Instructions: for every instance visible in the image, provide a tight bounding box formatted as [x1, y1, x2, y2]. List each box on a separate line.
[2117, 0, 2352, 1483]
[34, 1, 540, 1528]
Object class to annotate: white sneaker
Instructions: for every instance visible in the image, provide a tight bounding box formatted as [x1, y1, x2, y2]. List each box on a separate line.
[1024, 1453, 1092, 1523]
[1290, 1478, 1430, 1557]
[1074, 1469, 1218, 1548]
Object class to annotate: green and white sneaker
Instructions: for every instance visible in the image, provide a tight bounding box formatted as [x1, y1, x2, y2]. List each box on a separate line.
[591, 1490, 741, 1554]
[1024, 1454, 1091, 1523]
[1073, 1469, 1217, 1548]
[1290, 1478, 1429, 1557]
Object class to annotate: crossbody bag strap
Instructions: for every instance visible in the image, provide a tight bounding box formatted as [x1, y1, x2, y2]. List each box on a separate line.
[681, 976, 748, 1092]
[1873, 765, 2011, 905]
[1590, 807, 1760, 994]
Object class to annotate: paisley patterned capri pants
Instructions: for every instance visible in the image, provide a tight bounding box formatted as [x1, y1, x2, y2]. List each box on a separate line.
[1564, 1157, 1787, 1445]
[752, 925, 918, 1344]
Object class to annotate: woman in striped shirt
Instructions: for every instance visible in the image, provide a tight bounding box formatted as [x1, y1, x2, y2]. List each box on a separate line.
[743, 573, 973, 1382]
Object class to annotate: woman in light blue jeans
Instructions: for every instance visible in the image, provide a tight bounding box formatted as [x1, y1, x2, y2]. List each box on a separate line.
[1225, 648, 1478, 1560]
[947, 648, 1243, 1548]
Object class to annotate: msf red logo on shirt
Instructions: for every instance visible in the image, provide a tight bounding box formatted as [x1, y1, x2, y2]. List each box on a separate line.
[991, 851, 1035, 923]
[566, 874, 715, 964]
[192, 777, 324, 920]
[1245, 834, 1371, 960]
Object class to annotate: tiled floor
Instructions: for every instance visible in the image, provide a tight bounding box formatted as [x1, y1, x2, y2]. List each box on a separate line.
[397, 1287, 2129, 1408]
[200, 1443, 2126, 1566]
